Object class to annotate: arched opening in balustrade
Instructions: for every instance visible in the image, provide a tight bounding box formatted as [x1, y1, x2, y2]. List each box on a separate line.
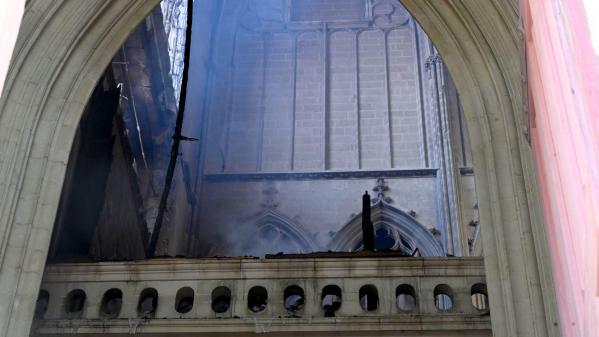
[175, 287, 194, 314]
[211, 286, 231, 313]
[433, 284, 453, 311]
[138, 288, 159, 318]
[283, 285, 305, 314]
[396, 284, 416, 312]
[100, 288, 123, 318]
[34, 290, 50, 320]
[321, 285, 342, 317]
[471, 283, 489, 312]
[247, 286, 268, 313]
[359, 285, 379, 312]
[64, 289, 87, 318]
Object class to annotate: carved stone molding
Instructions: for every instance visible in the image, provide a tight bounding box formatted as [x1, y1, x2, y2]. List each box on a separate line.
[330, 202, 443, 256]
[372, 0, 410, 29]
[204, 169, 436, 182]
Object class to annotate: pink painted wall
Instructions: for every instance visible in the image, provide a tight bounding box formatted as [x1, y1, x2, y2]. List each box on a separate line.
[523, 0, 599, 336]
[0, 1, 26, 96]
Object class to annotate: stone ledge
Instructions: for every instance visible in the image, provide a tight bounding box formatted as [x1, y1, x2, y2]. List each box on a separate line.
[34, 315, 491, 335]
[41, 257, 485, 282]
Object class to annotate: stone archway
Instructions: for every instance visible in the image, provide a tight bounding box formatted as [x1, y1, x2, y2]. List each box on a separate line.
[0, 1, 559, 337]
[330, 201, 444, 256]
[400, 2, 560, 337]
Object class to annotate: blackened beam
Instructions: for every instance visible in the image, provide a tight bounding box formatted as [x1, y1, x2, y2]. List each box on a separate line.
[146, 0, 194, 258]
[362, 191, 375, 251]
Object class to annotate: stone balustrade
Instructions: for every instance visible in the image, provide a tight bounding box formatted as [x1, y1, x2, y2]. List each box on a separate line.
[32, 257, 491, 336]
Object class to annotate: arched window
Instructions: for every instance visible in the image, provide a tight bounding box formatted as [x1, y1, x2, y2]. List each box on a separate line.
[321, 285, 342, 317]
[396, 284, 417, 312]
[138, 288, 158, 318]
[283, 285, 305, 314]
[34, 290, 50, 319]
[351, 225, 414, 253]
[359, 285, 379, 312]
[433, 284, 454, 311]
[471, 283, 489, 311]
[64, 289, 86, 318]
[248, 286, 268, 313]
[208, 210, 318, 256]
[212, 286, 232, 313]
[175, 287, 194, 314]
[100, 288, 123, 318]
[330, 202, 443, 256]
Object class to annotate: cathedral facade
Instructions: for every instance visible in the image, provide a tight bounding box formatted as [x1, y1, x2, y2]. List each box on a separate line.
[0, 1, 566, 337]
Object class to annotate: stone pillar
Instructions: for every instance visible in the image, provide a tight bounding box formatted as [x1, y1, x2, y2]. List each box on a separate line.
[0, 2, 160, 336]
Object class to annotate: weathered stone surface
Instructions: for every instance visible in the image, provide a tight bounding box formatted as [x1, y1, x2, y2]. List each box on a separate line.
[32, 257, 490, 336]
[0, 1, 560, 337]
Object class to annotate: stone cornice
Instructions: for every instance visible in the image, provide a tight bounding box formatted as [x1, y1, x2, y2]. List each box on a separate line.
[204, 169, 437, 181]
[35, 315, 491, 335]
[42, 257, 485, 283]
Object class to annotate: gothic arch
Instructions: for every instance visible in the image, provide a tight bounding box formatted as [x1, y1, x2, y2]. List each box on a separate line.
[330, 202, 443, 256]
[0, 1, 558, 336]
[208, 209, 318, 256]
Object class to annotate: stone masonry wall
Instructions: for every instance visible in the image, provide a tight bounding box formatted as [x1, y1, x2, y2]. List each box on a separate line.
[204, 0, 425, 173]
[291, 0, 365, 22]
[186, 0, 479, 257]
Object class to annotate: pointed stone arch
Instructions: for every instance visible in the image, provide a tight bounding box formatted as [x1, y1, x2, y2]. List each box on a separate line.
[0, 1, 559, 336]
[208, 209, 319, 256]
[330, 202, 443, 256]
[251, 210, 319, 252]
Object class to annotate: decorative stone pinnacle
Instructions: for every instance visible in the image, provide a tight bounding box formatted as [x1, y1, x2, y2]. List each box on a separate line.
[371, 178, 392, 204]
[261, 182, 279, 210]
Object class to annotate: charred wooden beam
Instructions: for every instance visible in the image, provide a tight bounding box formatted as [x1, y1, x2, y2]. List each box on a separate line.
[146, 0, 194, 258]
[362, 191, 375, 251]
